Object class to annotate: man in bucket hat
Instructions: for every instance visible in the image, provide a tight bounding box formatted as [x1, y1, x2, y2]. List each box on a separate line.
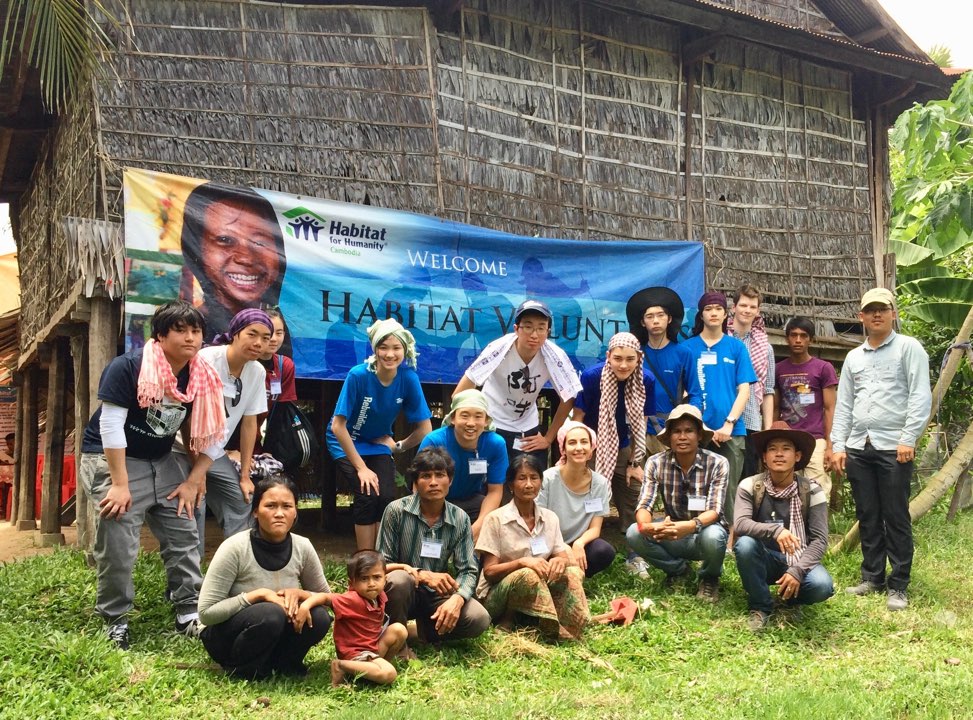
[625, 404, 729, 601]
[418, 389, 508, 540]
[734, 421, 834, 631]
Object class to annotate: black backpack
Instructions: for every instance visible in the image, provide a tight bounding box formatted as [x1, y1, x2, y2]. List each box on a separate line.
[264, 400, 319, 470]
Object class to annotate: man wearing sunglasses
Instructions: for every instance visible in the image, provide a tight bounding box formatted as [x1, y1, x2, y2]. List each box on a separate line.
[831, 288, 931, 612]
[455, 300, 582, 466]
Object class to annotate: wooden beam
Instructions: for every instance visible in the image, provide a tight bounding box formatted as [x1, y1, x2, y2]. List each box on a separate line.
[38, 337, 68, 545]
[15, 364, 38, 531]
[71, 333, 94, 552]
[682, 32, 724, 66]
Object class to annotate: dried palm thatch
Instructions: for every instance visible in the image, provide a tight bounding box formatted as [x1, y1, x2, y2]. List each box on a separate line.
[14, 0, 882, 355]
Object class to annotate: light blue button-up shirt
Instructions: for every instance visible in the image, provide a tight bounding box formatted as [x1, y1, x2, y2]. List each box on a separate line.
[831, 331, 931, 452]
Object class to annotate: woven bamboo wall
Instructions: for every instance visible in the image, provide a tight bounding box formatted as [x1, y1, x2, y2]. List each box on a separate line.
[16, 85, 99, 351]
[693, 39, 871, 330]
[97, 0, 443, 218]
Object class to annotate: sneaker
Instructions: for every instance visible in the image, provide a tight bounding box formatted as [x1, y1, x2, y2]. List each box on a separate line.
[887, 589, 909, 612]
[107, 623, 130, 650]
[846, 580, 884, 596]
[696, 577, 720, 603]
[748, 610, 770, 632]
[175, 617, 204, 638]
[625, 557, 650, 580]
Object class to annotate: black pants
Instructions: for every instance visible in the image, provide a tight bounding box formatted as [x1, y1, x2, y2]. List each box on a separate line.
[582, 538, 617, 578]
[201, 603, 331, 679]
[336, 455, 396, 525]
[742, 429, 761, 480]
[847, 444, 914, 591]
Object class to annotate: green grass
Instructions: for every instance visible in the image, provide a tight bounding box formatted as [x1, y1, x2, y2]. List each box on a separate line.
[3, 508, 973, 719]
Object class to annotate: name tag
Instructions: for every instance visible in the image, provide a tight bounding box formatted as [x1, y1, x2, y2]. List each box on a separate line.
[700, 351, 717, 366]
[687, 495, 706, 511]
[798, 392, 814, 405]
[530, 536, 550, 556]
[222, 382, 237, 398]
[584, 498, 604, 513]
[420, 539, 443, 559]
[270, 380, 283, 397]
[468, 458, 488, 475]
[512, 437, 526, 451]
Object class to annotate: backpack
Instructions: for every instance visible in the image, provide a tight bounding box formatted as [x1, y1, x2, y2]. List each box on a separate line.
[751, 475, 812, 526]
[263, 400, 319, 470]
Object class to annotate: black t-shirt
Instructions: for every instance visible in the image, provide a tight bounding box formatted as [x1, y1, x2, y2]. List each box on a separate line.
[81, 350, 192, 460]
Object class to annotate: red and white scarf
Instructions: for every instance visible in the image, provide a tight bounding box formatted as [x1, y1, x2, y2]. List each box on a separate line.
[730, 314, 771, 403]
[765, 478, 806, 565]
[595, 333, 647, 478]
[137, 339, 226, 453]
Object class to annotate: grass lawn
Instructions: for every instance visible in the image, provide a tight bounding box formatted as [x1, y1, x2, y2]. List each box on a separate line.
[2, 507, 973, 720]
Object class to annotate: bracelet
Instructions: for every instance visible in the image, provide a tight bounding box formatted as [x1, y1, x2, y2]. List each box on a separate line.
[693, 517, 703, 533]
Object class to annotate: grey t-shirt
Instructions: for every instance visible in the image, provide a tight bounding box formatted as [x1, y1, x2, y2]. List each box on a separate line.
[537, 467, 612, 544]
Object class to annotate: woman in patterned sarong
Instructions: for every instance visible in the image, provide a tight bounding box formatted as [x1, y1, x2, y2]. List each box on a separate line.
[474, 455, 589, 641]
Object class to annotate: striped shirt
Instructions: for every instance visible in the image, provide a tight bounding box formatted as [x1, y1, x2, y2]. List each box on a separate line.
[636, 449, 729, 527]
[378, 493, 478, 600]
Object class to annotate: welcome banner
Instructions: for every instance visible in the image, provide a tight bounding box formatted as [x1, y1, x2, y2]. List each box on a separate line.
[123, 168, 705, 383]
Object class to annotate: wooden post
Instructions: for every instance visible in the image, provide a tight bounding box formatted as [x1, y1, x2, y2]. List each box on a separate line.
[318, 380, 338, 529]
[5, 381, 22, 522]
[15, 364, 39, 531]
[37, 337, 68, 547]
[71, 333, 94, 551]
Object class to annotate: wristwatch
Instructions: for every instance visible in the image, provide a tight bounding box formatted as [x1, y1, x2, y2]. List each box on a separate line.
[693, 517, 703, 533]
[394, 441, 403, 453]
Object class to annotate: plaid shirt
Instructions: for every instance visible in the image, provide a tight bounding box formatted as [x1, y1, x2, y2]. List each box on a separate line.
[636, 449, 729, 527]
[739, 331, 775, 432]
[377, 493, 478, 600]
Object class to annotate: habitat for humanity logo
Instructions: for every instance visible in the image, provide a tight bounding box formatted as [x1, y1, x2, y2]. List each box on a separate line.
[283, 207, 327, 241]
[283, 206, 390, 257]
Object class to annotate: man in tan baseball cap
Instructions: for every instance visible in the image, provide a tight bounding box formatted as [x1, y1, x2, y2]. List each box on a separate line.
[832, 287, 931, 612]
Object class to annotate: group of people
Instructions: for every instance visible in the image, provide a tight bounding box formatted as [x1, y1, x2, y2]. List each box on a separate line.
[74, 278, 931, 681]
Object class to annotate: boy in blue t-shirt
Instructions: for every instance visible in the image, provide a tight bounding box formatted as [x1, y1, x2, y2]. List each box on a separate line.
[683, 292, 756, 523]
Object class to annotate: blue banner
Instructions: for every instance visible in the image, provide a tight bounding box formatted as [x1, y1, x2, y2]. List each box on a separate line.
[124, 169, 704, 383]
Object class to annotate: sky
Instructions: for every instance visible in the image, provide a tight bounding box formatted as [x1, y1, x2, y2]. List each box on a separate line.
[0, 2, 967, 256]
[878, 0, 973, 68]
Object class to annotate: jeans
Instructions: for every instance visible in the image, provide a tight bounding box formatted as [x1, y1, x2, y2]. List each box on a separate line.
[79, 452, 202, 623]
[734, 535, 834, 613]
[625, 522, 728, 580]
[846, 444, 914, 591]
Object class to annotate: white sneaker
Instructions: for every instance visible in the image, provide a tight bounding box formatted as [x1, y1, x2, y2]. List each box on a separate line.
[625, 557, 650, 580]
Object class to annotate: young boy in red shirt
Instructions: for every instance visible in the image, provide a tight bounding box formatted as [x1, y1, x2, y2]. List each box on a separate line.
[297, 550, 408, 685]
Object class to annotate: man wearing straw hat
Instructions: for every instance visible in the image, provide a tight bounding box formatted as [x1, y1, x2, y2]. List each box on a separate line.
[418, 389, 508, 541]
[831, 287, 931, 612]
[734, 421, 834, 632]
[625, 404, 729, 602]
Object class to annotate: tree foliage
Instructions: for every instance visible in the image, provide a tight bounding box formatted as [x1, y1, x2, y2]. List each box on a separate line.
[1, 0, 119, 113]
[891, 71, 973, 329]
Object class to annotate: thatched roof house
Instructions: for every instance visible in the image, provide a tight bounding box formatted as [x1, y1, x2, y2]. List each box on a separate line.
[0, 0, 950, 534]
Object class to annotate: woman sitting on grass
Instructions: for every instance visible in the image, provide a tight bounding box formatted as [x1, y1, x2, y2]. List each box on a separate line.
[537, 422, 616, 577]
[475, 456, 590, 641]
[296, 550, 408, 687]
[198, 475, 332, 679]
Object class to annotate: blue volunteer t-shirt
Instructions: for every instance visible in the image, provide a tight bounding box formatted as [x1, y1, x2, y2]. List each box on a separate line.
[418, 426, 509, 500]
[642, 342, 703, 426]
[683, 334, 756, 437]
[326, 363, 431, 459]
[81, 349, 192, 460]
[574, 362, 655, 446]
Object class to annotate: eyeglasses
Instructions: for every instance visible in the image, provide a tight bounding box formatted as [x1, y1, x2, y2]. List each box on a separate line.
[862, 307, 893, 315]
[517, 325, 548, 337]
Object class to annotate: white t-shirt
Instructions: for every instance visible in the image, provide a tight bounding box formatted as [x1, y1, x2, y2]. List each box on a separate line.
[199, 345, 268, 457]
[478, 347, 552, 433]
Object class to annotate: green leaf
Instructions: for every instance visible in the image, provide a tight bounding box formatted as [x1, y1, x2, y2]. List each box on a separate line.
[898, 277, 973, 303]
[902, 301, 973, 329]
[891, 238, 936, 268]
